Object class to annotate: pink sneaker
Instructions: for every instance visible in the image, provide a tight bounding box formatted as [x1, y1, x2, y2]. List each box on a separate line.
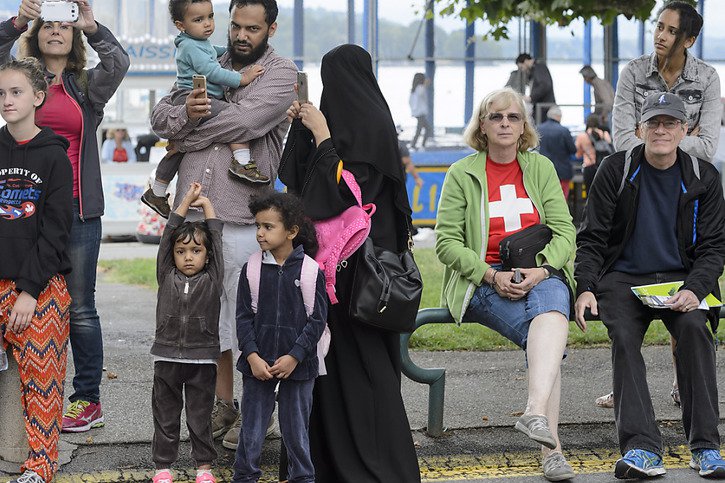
[61, 400, 104, 433]
[152, 470, 173, 483]
[195, 472, 216, 483]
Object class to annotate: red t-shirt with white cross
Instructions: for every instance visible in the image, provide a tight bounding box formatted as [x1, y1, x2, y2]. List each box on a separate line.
[484, 156, 540, 264]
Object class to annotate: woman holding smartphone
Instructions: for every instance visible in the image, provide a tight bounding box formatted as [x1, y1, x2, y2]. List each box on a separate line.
[0, 0, 130, 433]
[281, 44, 421, 483]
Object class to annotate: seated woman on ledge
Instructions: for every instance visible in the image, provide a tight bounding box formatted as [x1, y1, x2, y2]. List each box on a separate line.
[435, 87, 579, 482]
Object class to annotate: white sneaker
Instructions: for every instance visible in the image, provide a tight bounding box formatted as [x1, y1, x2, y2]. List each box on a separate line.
[10, 470, 45, 483]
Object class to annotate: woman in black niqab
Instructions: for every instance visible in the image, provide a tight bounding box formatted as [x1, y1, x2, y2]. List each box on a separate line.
[279, 44, 421, 483]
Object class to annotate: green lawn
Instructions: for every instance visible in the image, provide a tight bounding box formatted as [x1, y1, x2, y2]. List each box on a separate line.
[99, 248, 725, 351]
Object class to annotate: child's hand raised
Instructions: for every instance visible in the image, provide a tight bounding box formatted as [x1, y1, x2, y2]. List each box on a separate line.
[173, 182, 203, 217]
[269, 355, 299, 379]
[191, 194, 217, 220]
[190, 194, 210, 208]
[182, 182, 202, 203]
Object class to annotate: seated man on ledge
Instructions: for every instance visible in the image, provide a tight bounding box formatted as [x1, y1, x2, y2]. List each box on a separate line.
[575, 92, 725, 480]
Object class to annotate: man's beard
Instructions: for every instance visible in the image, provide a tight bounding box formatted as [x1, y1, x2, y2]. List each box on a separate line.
[228, 35, 269, 66]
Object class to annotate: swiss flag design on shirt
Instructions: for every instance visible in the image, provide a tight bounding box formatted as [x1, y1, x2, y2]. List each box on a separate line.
[485, 157, 540, 264]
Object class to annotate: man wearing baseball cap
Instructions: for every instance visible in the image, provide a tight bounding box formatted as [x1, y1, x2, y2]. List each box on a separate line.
[575, 92, 725, 479]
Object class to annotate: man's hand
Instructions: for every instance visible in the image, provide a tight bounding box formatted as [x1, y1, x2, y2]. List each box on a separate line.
[247, 353, 273, 381]
[269, 355, 299, 379]
[666, 289, 700, 313]
[574, 292, 596, 332]
[185, 88, 211, 121]
[689, 125, 701, 136]
[8, 291, 37, 334]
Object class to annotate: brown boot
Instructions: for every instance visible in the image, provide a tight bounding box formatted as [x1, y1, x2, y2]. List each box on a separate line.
[140, 188, 171, 218]
[211, 398, 239, 439]
[228, 158, 270, 184]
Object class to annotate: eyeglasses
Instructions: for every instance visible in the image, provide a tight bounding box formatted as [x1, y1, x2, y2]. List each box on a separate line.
[486, 112, 524, 123]
[643, 119, 682, 130]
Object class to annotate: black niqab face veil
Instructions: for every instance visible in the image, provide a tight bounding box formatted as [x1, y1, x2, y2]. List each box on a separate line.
[319, 44, 410, 216]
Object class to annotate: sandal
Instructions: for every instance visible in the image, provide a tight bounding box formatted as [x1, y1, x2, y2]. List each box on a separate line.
[595, 391, 614, 409]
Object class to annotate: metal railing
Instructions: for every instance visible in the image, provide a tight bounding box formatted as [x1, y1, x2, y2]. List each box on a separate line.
[399, 307, 454, 437]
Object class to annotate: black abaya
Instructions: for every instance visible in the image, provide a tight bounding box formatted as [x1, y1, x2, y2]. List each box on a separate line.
[278, 44, 421, 482]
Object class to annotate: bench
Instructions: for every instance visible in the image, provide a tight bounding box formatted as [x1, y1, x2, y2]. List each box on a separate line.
[400, 307, 721, 437]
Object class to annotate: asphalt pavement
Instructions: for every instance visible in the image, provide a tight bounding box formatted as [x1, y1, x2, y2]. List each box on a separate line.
[1, 239, 724, 482]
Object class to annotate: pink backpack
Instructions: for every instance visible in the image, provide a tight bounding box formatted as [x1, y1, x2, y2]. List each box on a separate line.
[314, 169, 376, 304]
[246, 251, 331, 376]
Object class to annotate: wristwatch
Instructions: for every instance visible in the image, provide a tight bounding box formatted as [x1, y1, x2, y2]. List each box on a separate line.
[541, 266, 551, 279]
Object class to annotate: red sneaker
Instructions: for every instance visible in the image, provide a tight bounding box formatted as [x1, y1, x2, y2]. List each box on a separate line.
[195, 472, 216, 483]
[153, 470, 173, 483]
[62, 400, 104, 433]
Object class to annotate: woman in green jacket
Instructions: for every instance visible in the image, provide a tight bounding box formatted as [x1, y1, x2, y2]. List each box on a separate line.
[435, 88, 579, 482]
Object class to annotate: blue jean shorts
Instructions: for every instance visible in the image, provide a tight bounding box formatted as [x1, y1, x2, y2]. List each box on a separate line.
[463, 271, 570, 350]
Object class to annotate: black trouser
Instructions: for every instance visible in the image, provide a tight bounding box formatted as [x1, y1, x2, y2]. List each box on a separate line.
[583, 162, 598, 192]
[152, 361, 218, 468]
[597, 270, 720, 456]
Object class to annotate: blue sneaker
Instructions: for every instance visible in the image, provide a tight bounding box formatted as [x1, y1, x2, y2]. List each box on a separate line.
[614, 449, 666, 479]
[690, 449, 725, 478]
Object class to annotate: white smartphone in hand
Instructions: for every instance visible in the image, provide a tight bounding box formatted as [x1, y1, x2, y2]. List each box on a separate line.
[41, 1, 79, 22]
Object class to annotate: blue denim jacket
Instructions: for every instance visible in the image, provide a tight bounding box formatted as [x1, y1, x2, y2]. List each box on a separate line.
[612, 51, 721, 161]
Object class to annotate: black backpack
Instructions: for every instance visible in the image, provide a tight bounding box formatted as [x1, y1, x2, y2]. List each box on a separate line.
[588, 131, 614, 164]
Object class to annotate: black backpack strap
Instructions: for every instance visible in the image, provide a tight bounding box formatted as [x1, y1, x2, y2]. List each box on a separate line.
[617, 147, 634, 197]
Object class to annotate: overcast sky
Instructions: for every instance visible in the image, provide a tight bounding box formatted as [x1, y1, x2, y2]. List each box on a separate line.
[274, 0, 724, 39]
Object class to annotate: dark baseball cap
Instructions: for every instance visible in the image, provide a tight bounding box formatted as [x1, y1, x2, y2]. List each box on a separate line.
[641, 92, 687, 123]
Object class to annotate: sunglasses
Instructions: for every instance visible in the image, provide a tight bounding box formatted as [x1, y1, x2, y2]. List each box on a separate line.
[486, 112, 524, 123]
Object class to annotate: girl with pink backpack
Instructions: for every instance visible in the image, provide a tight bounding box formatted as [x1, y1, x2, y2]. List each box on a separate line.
[233, 192, 328, 483]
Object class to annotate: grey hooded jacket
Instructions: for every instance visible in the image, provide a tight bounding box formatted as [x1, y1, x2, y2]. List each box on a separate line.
[612, 51, 721, 161]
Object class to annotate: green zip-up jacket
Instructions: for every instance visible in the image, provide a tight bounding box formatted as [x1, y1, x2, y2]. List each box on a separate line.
[435, 150, 576, 323]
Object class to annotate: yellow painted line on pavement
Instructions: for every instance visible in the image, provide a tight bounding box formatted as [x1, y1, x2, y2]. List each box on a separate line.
[419, 444, 695, 480]
[0, 445, 703, 482]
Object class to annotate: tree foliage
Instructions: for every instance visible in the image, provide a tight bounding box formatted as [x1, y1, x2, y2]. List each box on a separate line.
[432, 0, 673, 39]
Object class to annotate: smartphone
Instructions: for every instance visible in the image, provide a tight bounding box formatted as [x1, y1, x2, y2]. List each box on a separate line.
[192, 74, 207, 99]
[41, 1, 79, 22]
[513, 268, 523, 284]
[296, 71, 309, 104]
